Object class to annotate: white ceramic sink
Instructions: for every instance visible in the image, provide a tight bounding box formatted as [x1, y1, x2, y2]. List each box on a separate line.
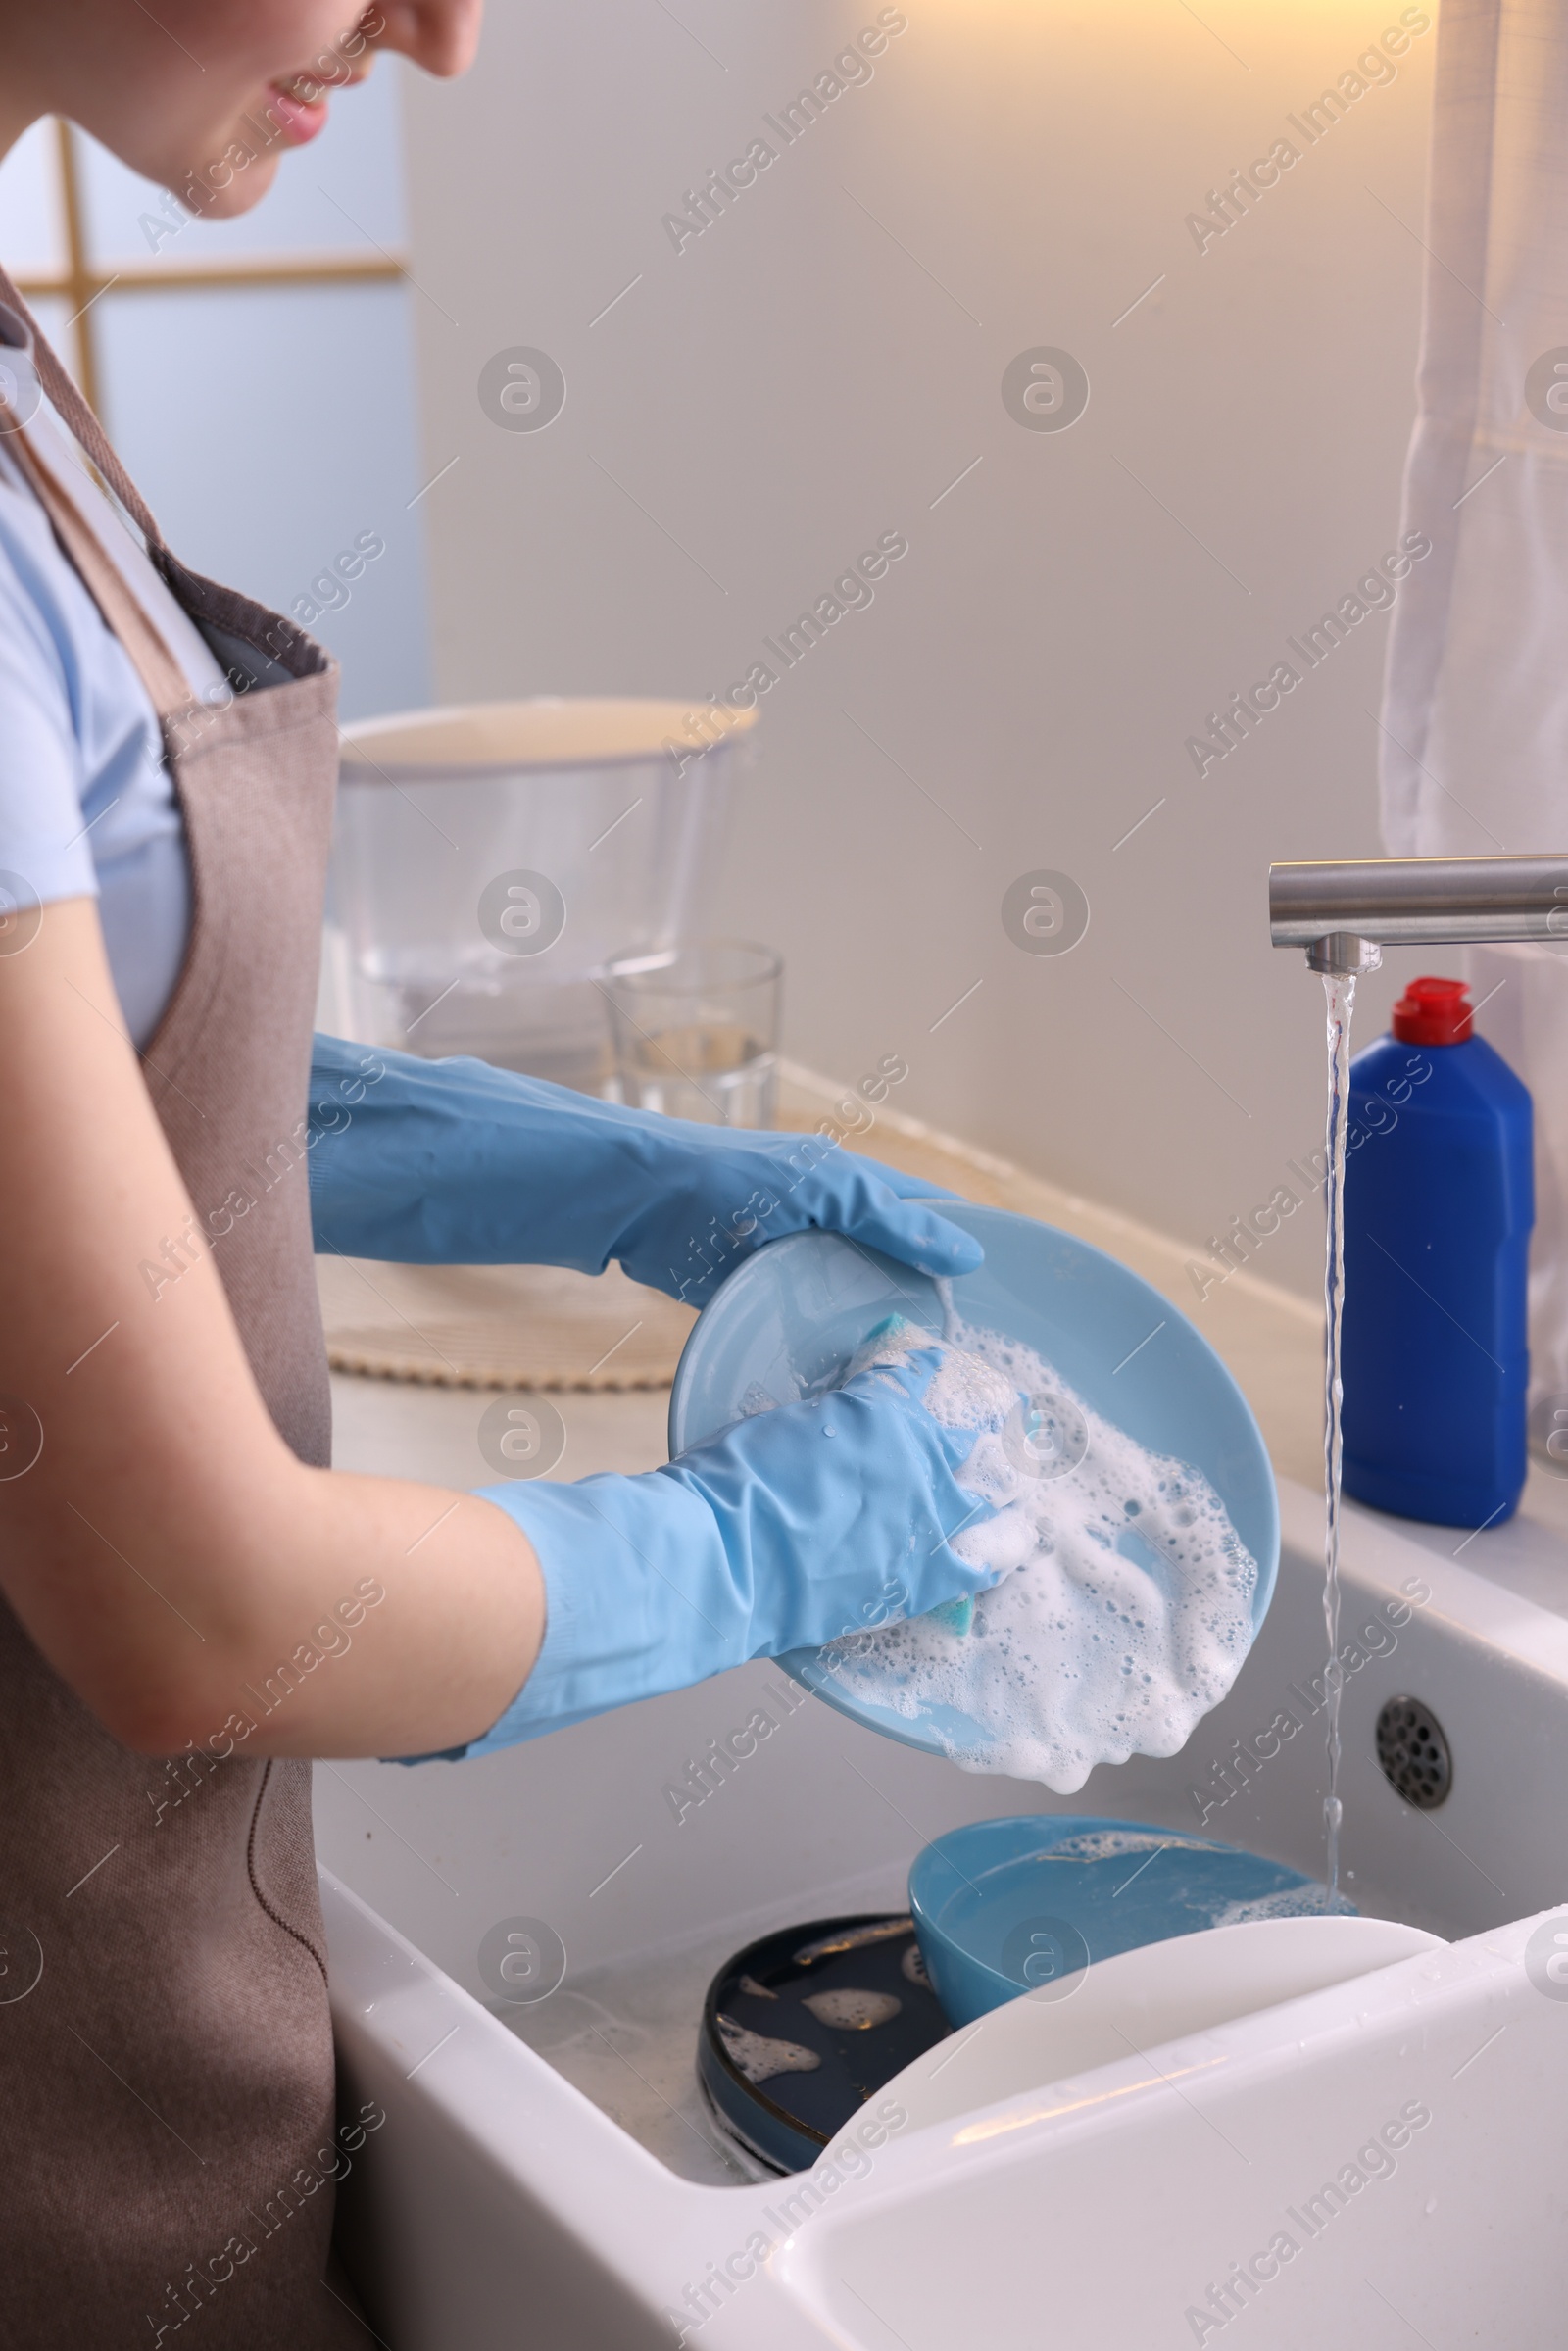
[318, 1474, 1568, 2346]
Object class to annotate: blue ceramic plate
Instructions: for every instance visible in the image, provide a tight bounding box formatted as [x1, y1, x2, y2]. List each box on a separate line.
[667, 1203, 1279, 1764]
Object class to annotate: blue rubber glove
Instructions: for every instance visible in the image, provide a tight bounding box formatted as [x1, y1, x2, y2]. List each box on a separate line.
[407, 1342, 1008, 1758]
[306, 1034, 981, 1304]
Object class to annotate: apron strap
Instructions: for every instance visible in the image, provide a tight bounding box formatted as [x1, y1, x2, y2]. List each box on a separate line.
[0, 263, 192, 718]
[5, 425, 194, 719]
[0, 261, 163, 552]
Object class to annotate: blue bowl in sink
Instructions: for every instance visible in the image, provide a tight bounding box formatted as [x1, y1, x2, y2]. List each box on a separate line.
[910, 1814, 1327, 2026]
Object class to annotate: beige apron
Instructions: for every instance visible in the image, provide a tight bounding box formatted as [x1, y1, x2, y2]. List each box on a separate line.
[0, 271, 366, 2348]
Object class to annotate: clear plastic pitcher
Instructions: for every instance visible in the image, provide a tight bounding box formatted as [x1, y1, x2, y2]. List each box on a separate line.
[326, 699, 756, 1092]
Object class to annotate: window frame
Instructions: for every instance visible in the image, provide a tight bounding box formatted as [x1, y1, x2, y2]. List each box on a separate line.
[13, 121, 405, 414]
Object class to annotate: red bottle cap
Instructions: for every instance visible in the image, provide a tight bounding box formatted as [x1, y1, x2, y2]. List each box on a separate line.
[1392, 975, 1473, 1046]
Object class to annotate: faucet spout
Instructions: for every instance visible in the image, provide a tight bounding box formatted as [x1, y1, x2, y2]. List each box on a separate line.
[1304, 931, 1382, 979]
[1270, 854, 1568, 969]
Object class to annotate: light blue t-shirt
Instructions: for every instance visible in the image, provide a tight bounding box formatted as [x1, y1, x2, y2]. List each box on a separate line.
[0, 307, 230, 1047]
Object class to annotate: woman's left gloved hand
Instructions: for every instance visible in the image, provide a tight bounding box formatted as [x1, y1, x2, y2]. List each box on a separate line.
[403, 1338, 1010, 1760]
[307, 1034, 981, 1304]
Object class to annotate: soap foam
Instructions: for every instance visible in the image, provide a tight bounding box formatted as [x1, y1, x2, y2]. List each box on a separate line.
[1045, 1829, 1221, 1864]
[800, 1988, 903, 2031]
[716, 2016, 820, 2083]
[824, 1317, 1259, 1792]
[1212, 1886, 1352, 1928]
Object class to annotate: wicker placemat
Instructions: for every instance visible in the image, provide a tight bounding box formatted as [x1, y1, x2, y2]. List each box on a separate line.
[318, 1254, 698, 1391]
[317, 1102, 1014, 1391]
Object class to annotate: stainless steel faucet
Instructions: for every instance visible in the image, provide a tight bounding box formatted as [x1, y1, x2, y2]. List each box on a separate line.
[1269, 855, 1568, 977]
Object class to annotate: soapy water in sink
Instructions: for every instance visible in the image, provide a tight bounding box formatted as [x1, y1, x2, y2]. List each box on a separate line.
[1213, 1886, 1351, 1929]
[818, 1316, 1259, 1791]
[1027, 1829, 1352, 1920]
[1046, 1828, 1218, 1862]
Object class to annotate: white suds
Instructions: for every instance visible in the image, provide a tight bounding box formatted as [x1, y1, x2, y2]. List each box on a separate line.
[800, 1989, 903, 2031]
[1045, 1829, 1219, 1863]
[716, 2016, 820, 2083]
[823, 1317, 1259, 1792]
[1212, 1886, 1352, 1929]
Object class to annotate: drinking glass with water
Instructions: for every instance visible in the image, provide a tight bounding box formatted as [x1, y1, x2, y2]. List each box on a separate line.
[603, 941, 781, 1126]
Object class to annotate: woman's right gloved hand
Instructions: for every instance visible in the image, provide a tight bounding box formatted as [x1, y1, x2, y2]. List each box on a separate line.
[408, 1340, 1010, 1759]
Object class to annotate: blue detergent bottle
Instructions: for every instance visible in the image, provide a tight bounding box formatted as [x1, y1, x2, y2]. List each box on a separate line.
[1341, 975, 1533, 1529]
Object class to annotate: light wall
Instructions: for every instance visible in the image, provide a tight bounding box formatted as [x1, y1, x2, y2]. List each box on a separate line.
[398, 0, 1440, 1304]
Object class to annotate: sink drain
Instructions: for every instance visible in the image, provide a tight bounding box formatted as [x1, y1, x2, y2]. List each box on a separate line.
[1375, 1696, 1451, 1810]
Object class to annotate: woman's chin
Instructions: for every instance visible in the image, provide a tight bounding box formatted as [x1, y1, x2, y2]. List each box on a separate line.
[181, 147, 282, 220]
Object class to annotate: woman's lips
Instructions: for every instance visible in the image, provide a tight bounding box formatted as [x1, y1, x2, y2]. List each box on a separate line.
[267, 80, 331, 144]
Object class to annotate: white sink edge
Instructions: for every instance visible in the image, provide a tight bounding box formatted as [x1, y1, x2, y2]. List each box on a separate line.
[1278, 1473, 1568, 1687]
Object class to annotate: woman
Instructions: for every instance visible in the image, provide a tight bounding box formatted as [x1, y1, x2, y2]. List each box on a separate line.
[0, 4, 1005, 2338]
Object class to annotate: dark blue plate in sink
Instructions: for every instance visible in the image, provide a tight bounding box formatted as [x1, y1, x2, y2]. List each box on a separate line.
[698, 1913, 951, 2174]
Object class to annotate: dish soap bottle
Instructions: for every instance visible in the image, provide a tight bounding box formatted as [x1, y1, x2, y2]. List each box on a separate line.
[1341, 975, 1532, 1529]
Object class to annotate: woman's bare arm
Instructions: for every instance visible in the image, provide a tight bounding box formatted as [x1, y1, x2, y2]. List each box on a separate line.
[0, 896, 544, 1759]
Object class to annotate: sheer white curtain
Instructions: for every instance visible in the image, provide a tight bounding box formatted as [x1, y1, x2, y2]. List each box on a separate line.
[1381, 0, 1568, 1423]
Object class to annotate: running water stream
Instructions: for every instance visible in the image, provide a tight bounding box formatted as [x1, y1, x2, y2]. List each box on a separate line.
[1320, 971, 1357, 1903]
